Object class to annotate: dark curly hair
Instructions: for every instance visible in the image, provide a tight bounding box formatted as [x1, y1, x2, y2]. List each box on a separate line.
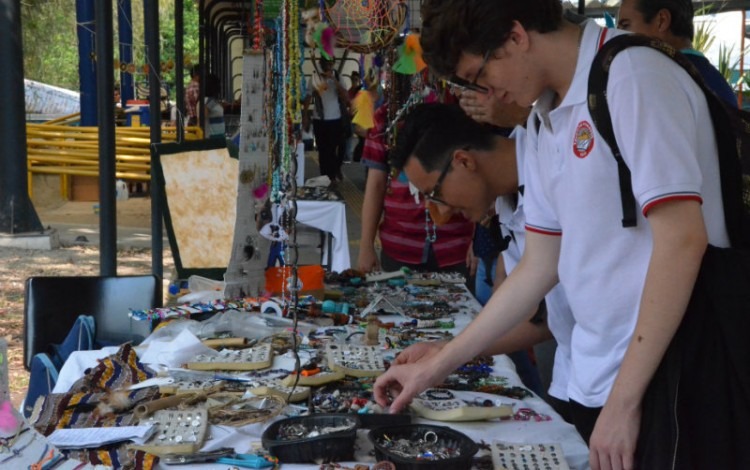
[389, 103, 496, 174]
[420, 0, 564, 77]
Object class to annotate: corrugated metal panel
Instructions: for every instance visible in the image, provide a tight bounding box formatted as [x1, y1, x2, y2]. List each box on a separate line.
[24, 80, 80, 115]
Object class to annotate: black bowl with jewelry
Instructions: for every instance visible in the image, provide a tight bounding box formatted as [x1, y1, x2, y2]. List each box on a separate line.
[368, 424, 478, 470]
[262, 413, 361, 463]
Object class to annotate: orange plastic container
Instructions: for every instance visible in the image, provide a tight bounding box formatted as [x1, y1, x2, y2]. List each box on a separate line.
[264, 265, 325, 298]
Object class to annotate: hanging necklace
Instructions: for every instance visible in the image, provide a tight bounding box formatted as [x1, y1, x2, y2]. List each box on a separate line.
[424, 207, 437, 243]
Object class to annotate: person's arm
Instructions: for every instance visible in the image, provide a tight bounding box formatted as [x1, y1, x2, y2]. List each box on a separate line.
[336, 77, 351, 110]
[374, 230, 561, 412]
[465, 240, 478, 278]
[357, 167, 387, 273]
[589, 199, 707, 470]
[395, 310, 553, 365]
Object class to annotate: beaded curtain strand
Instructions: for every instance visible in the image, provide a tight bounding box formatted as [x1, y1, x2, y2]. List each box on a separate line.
[286, 0, 302, 125]
[253, 0, 264, 50]
[281, 0, 303, 404]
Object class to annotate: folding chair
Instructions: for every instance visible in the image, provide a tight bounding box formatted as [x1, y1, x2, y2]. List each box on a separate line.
[23, 275, 162, 371]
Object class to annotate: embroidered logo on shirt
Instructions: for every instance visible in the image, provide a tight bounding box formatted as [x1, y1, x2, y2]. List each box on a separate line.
[573, 121, 595, 158]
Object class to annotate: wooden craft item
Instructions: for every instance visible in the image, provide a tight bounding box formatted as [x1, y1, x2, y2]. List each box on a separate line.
[133, 409, 209, 456]
[185, 344, 273, 371]
[491, 441, 570, 470]
[326, 344, 385, 377]
[201, 337, 249, 349]
[204, 393, 285, 426]
[134, 392, 205, 419]
[365, 317, 380, 346]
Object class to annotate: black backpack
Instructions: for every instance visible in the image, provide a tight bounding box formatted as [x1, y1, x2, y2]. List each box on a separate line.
[588, 33, 750, 248]
[588, 34, 750, 469]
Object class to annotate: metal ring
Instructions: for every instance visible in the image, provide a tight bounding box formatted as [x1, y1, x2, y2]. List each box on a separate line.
[424, 430, 438, 444]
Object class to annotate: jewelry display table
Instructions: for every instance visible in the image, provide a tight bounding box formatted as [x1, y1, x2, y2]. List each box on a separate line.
[37, 278, 588, 469]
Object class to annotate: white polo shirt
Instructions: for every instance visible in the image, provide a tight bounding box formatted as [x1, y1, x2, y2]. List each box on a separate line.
[496, 131, 575, 402]
[522, 22, 729, 407]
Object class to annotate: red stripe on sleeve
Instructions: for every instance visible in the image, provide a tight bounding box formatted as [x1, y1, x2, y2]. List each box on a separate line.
[642, 195, 703, 216]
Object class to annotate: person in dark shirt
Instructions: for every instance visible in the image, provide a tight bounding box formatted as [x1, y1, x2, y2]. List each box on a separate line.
[617, 0, 737, 106]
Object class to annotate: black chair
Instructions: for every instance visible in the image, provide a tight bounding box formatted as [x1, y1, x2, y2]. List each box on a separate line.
[23, 275, 162, 371]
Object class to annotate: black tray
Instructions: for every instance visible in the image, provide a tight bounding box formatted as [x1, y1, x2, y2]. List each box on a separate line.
[262, 413, 360, 463]
[357, 412, 412, 428]
[368, 424, 478, 470]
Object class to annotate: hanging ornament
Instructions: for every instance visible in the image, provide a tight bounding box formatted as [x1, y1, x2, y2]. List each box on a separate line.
[393, 33, 426, 75]
[324, 0, 407, 54]
[352, 88, 375, 130]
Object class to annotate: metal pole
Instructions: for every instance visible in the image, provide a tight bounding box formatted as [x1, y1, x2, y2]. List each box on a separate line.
[96, 0, 117, 276]
[0, 0, 43, 235]
[740, 10, 746, 109]
[578, 0, 585, 15]
[198, 0, 206, 135]
[145, 0, 163, 281]
[118, 0, 134, 105]
[176, 0, 185, 142]
[76, 0, 97, 125]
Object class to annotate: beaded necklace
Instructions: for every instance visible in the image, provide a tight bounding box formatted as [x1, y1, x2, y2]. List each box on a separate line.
[253, 0, 264, 51]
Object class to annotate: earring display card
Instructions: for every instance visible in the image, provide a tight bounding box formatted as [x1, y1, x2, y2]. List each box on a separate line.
[185, 344, 273, 371]
[159, 379, 225, 395]
[134, 409, 209, 456]
[491, 441, 570, 470]
[326, 344, 386, 377]
[409, 394, 513, 422]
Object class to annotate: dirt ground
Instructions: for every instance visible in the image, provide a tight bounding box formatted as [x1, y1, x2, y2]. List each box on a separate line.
[3, 185, 173, 408]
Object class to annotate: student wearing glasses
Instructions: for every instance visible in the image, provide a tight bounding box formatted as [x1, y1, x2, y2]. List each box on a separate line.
[374, 2, 728, 469]
[390, 102, 575, 421]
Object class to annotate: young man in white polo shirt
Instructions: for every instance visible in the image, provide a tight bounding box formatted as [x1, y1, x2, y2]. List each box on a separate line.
[373, 1, 729, 469]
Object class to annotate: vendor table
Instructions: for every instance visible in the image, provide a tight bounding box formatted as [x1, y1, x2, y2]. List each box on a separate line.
[44, 282, 589, 470]
[280, 199, 351, 273]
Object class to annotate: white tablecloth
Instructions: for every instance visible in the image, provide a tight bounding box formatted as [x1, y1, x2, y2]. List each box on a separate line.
[295, 200, 350, 273]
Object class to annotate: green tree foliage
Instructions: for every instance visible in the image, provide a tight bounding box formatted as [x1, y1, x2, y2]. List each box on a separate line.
[21, 0, 79, 90]
[21, 0, 199, 96]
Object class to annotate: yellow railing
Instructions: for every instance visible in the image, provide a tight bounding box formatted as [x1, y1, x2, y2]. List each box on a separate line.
[27, 115, 203, 199]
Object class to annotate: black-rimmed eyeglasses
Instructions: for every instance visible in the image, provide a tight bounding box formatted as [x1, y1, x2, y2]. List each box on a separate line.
[445, 49, 492, 94]
[424, 155, 454, 206]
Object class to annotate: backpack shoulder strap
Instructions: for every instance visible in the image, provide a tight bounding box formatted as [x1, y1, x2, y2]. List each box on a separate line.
[588, 34, 747, 245]
[587, 34, 653, 228]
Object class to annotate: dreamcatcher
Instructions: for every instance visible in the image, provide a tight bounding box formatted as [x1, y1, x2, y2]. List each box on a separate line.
[323, 0, 408, 54]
